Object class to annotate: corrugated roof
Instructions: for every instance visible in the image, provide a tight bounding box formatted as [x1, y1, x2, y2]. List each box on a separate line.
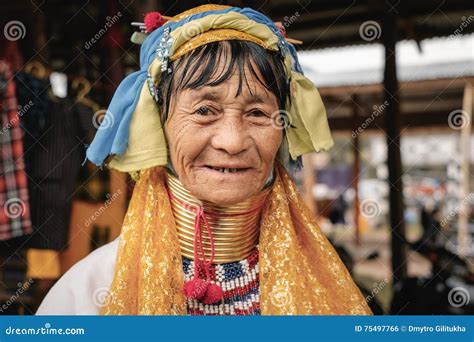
[298, 34, 474, 87]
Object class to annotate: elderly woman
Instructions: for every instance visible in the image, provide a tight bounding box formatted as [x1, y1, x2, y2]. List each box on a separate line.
[37, 4, 371, 315]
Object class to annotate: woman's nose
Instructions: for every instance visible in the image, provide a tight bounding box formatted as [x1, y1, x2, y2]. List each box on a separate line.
[210, 116, 251, 155]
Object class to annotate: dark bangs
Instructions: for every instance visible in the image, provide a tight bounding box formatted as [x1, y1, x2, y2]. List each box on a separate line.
[156, 40, 290, 123]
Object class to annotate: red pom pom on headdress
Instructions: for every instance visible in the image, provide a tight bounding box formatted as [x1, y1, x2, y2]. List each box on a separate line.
[274, 22, 287, 38]
[144, 12, 168, 33]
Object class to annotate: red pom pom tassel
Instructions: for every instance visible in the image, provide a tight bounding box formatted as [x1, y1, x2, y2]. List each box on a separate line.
[175, 193, 223, 305]
[144, 12, 168, 33]
[202, 283, 224, 305]
[183, 278, 209, 300]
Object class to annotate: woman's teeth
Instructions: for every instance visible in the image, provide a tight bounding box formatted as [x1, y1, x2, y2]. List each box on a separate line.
[211, 167, 239, 173]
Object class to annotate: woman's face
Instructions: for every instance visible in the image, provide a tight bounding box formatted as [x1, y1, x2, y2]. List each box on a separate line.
[164, 59, 282, 205]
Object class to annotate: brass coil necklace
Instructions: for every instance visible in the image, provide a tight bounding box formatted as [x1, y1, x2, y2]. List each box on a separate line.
[166, 171, 270, 264]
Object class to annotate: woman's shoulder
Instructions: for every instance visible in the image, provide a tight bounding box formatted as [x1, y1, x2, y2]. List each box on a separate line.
[36, 238, 120, 315]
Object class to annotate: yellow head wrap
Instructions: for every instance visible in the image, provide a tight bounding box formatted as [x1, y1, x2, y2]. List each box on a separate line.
[87, 4, 334, 172]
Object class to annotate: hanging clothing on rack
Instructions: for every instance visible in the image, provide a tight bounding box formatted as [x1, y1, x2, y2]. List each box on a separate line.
[72, 77, 110, 203]
[26, 98, 95, 251]
[13, 63, 96, 251]
[0, 61, 32, 241]
[0, 38, 24, 72]
[14, 71, 50, 174]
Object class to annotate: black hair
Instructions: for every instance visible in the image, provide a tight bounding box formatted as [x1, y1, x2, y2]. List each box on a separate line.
[156, 40, 290, 123]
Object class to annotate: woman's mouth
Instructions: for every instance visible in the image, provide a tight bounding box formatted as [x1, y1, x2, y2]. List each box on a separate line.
[203, 165, 252, 174]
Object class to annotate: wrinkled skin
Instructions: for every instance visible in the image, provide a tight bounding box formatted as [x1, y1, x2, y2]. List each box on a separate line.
[164, 60, 282, 205]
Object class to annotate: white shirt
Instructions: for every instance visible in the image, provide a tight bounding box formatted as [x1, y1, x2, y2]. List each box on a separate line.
[36, 238, 119, 315]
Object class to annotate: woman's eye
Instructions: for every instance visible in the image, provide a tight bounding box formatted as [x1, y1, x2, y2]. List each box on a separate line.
[195, 106, 211, 116]
[249, 109, 266, 117]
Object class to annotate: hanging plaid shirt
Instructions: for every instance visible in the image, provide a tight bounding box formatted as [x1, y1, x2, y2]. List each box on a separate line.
[0, 61, 32, 240]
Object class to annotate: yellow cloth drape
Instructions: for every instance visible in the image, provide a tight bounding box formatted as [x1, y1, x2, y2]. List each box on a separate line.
[100, 165, 371, 315]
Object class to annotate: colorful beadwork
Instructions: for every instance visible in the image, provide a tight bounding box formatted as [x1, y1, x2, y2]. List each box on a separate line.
[182, 247, 260, 315]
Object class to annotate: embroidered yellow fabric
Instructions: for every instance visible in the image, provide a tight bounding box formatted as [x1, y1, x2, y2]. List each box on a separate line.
[172, 28, 276, 61]
[168, 4, 231, 22]
[100, 165, 372, 315]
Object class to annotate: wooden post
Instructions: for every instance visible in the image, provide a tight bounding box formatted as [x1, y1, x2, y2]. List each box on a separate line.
[458, 82, 473, 257]
[382, 3, 407, 281]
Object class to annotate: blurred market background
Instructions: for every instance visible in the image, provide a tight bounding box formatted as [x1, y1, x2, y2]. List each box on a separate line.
[0, 0, 472, 315]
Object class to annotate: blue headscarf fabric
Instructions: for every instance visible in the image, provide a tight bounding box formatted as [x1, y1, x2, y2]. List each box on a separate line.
[85, 6, 303, 167]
